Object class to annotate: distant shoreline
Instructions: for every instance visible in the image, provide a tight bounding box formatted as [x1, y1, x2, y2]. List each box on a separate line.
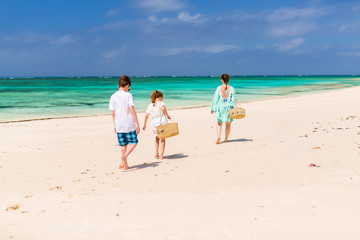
[2, 85, 359, 124]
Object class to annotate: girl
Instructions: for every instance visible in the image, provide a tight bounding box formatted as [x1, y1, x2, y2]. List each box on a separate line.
[143, 90, 171, 160]
[210, 73, 236, 144]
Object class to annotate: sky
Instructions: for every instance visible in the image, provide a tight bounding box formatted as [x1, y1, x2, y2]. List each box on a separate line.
[1, 0, 360, 77]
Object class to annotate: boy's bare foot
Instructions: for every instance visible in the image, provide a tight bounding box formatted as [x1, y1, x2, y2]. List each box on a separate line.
[119, 156, 128, 169]
[216, 138, 220, 144]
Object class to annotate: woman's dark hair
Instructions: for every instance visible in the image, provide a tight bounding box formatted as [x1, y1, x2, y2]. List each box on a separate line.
[118, 75, 131, 87]
[150, 90, 163, 103]
[221, 73, 230, 84]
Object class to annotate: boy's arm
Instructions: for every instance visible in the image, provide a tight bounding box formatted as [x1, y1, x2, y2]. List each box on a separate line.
[161, 105, 171, 119]
[112, 110, 116, 133]
[143, 113, 149, 130]
[130, 106, 140, 134]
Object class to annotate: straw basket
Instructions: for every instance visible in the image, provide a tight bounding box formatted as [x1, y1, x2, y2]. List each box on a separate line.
[156, 122, 179, 139]
[228, 101, 245, 119]
[156, 103, 179, 139]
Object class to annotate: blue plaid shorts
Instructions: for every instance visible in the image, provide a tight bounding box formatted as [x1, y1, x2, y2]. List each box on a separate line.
[117, 130, 138, 146]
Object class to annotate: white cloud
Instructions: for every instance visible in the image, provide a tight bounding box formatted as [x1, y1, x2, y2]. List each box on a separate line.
[50, 35, 77, 46]
[339, 51, 360, 57]
[178, 12, 202, 23]
[158, 44, 241, 56]
[134, 0, 184, 13]
[275, 38, 305, 52]
[352, 5, 360, 12]
[148, 15, 169, 24]
[269, 22, 315, 37]
[265, 7, 332, 22]
[106, 8, 120, 17]
[338, 22, 360, 32]
[202, 44, 241, 53]
[102, 46, 126, 59]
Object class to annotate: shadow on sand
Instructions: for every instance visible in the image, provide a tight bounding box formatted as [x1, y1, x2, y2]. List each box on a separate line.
[165, 153, 189, 159]
[126, 161, 161, 171]
[226, 138, 253, 143]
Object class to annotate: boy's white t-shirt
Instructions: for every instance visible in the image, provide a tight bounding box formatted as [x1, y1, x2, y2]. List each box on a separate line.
[146, 101, 168, 134]
[109, 91, 136, 133]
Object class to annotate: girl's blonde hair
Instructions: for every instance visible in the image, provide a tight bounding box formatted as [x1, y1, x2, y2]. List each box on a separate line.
[150, 90, 163, 103]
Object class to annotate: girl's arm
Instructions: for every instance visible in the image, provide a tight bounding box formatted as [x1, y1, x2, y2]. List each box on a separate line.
[129, 106, 140, 134]
[143, 113, 149, 130]
[112, 110, 116, 133]
[161, 105, 171, 119]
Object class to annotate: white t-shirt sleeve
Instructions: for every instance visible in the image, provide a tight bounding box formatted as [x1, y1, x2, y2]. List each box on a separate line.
[109, 95, 114, 111]
[160, 101, 166, 108]
[146, 104, 152, 114]
[128, 93, 134, 107]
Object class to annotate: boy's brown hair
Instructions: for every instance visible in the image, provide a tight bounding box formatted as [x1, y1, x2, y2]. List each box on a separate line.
[150, 90, 163, 103]
[118, 75, 131, 88]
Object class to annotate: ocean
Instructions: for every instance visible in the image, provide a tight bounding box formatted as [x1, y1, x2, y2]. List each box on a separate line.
[1, 75, 360, 122]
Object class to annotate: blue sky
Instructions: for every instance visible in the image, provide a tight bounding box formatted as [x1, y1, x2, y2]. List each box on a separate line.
[1, 0, 360, 76]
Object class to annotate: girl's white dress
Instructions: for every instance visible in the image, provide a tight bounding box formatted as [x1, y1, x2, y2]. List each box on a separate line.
[145, 101, 168, 136]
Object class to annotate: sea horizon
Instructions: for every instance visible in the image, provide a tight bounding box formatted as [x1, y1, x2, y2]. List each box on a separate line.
[1, 75, 360, 123]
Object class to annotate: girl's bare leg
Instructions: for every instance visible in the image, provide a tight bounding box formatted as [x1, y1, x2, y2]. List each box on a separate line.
[216, 121, 222, 144]
[155, 136, 160, 158]
[225, 122, 231, 142]
[160, 138, 166, 160]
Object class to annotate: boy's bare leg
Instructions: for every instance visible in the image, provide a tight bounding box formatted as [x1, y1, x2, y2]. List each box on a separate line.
[122, 143, 137, 170]
[160, 138, 166, 160]
[225, 122, 231, 142]
[120, 146, 127, 169]
[216, 121, 222, 144]
[155, 136, 160, 158]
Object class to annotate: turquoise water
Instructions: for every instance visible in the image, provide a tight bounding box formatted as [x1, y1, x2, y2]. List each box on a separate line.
[1, 76, 360, 122]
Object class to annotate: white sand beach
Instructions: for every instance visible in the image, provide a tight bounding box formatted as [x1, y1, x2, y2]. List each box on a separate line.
[1, 87, 360, 240]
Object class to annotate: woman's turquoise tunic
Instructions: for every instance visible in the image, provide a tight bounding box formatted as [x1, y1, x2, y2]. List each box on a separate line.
[210, 86, 236, 123]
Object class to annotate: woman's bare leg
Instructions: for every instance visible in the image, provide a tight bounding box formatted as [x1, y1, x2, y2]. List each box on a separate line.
[225, 122, 231, 142]
[216, 121, 222, 144]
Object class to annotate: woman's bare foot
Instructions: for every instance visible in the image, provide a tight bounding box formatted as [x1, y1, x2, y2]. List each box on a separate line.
[216, 138, 220, 144]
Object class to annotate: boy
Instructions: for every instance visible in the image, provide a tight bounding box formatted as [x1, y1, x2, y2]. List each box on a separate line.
[109, 75, 140, 170]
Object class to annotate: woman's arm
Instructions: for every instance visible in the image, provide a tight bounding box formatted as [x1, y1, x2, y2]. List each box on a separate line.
[210, 87, 220, 113]
[229, 87, 236, 108]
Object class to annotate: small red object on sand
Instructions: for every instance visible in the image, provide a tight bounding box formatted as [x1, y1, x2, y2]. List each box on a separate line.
[309, 163, 320, 167]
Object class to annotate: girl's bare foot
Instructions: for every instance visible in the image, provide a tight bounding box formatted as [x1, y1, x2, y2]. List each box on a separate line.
[154, 154, 160, 159]
[160, 155, 164, 160]
[225, 139, 228, 143]
[216, 138, 220, 144]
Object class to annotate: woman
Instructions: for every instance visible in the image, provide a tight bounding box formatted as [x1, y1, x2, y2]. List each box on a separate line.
[210, 73, 236, 144]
